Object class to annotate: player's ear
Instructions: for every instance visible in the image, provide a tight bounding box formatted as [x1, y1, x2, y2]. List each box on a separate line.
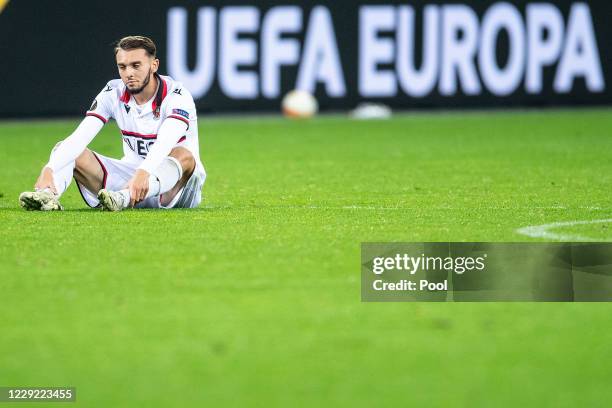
[151, 58, 160, 73]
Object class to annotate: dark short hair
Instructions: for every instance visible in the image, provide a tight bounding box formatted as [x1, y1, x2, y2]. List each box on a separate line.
[114, 36, 157, 57]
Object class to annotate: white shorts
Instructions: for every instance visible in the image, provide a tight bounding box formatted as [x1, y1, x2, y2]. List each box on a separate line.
[76, 152, 206, 209]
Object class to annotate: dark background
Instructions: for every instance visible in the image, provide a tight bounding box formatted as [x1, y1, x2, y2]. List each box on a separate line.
[0, 0, 610, 117]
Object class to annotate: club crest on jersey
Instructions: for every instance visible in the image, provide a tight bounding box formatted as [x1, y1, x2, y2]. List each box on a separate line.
[90, 99, 97, 111]
[172, 109, 189, 119]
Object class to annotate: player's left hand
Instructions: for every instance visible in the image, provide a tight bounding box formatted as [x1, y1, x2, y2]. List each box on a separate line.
[127, 169, 150, 207]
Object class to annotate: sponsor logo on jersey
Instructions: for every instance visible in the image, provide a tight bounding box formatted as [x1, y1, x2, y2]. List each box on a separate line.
[122, 136, 155, 158]
[124, 104, 131, 113]
[104, 85, 112, 92]
[172, 108, 189, 119]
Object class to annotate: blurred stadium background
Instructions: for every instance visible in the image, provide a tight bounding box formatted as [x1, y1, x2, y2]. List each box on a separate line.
[1, 0, 611, 116]
[1, 1, 611, 407]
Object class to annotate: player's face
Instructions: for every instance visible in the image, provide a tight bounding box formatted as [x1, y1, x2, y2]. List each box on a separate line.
[115, 49, 159, 95]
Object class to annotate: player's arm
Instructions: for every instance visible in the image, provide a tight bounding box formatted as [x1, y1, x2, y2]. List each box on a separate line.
[35, 84, 113, 193]
[35, 116, 105, 193]
[126, 117, 188, 205]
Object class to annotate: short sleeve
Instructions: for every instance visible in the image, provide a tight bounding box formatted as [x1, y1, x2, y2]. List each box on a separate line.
[85, 82, 116, 124]
[162, 86, 196, 129]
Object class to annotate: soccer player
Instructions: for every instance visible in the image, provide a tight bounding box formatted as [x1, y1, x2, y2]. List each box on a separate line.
[19, 36, 206, 211]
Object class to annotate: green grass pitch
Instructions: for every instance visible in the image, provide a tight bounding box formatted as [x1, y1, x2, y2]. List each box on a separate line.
[0, 109, 611, 407]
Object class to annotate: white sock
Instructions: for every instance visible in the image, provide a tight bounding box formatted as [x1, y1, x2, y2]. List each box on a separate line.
[50, 162, 75, 197]
[151, 157, 183, 194]
[44, 142, 75, 197]
[116, 189, 131, 208]
[116, 157, 183, 207]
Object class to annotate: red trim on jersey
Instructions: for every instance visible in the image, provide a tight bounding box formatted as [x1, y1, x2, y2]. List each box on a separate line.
[86, 112, 108, 123]
[152, 76, 168, 113]
[121, 130, 157, 139]
[120, 88, 130, 103]
[178, 136, 186, 143]
[92, 152, 108, 189]
[167, 115, 190, 127]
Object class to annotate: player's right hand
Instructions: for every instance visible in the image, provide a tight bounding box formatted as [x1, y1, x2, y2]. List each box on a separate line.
[127, 169, 150, 207]
[34, 167, 58, 194]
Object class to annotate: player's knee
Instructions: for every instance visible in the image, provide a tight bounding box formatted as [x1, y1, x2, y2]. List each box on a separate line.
[74, 149, 94, 174]
[170, 147, 195, 176]
[74, 151, 87, 170]
[51, 141, 62, 152]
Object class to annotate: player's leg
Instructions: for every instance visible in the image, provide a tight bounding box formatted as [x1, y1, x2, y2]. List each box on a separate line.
[19, 145, 103, 211]
[159, 146, 206, 209]
[73, 149, 105, 195]
[160, 147, 196, 207]
[98, 147, 195, 211]
[166, 166, 206, 209]
[20, 142, 68, 210]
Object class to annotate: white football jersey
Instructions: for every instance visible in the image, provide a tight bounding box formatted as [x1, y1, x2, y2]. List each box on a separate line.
[85, 74, 205, 175]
